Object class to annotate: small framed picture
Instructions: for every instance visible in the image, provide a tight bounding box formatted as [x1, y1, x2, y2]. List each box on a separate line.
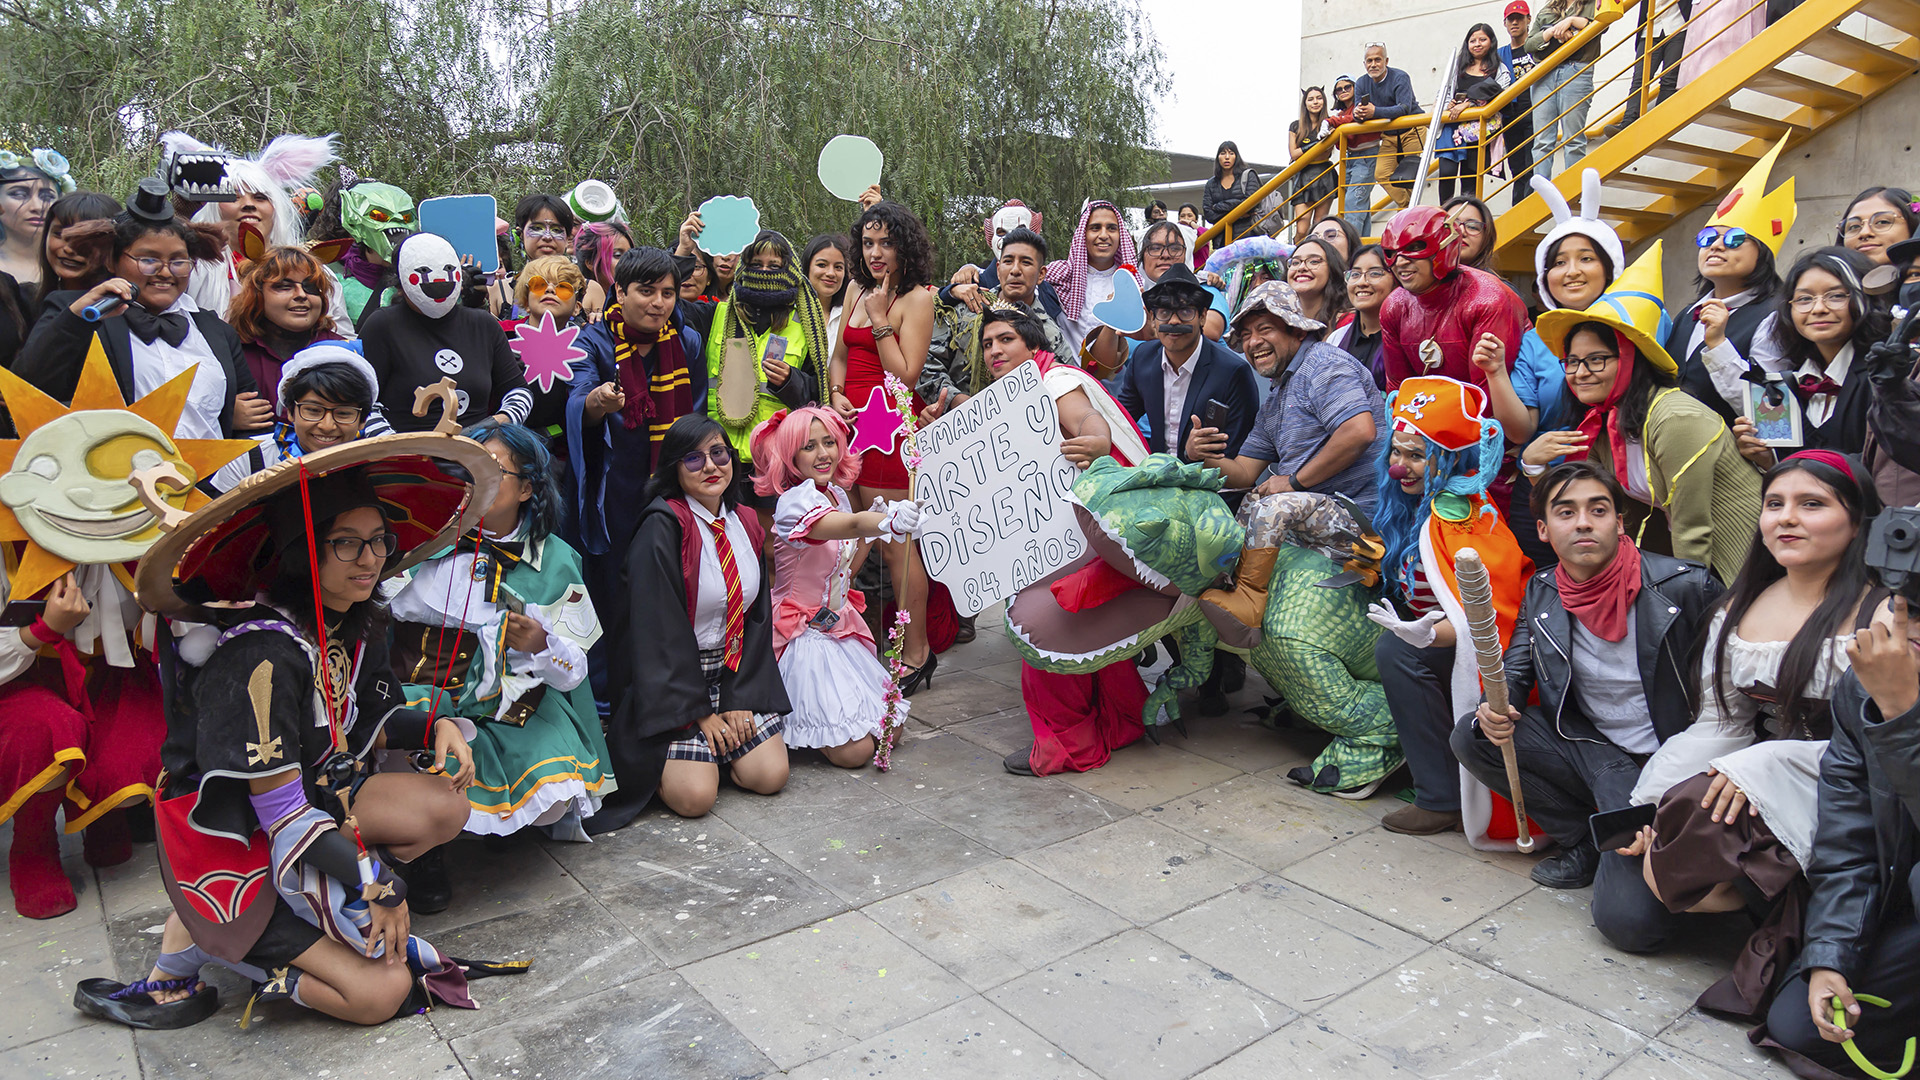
[1745, 375, 1803, 448]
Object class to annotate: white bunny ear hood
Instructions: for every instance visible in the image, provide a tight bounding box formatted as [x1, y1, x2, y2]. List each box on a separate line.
[1531, 169, 1625, 306]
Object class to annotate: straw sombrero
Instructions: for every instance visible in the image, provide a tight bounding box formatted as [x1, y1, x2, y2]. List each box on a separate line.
[135, 432, 500, 620]
[1533, 242, 1679, 375]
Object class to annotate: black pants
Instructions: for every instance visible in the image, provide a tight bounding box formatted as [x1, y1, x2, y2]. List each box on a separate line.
[1622, 30, 1686, 123]
[1765, 908, 1920, 1077]
[1452, 708, 1680, 950]
[1501, 105, 1534, 208]
[1376, 633, 1459, 812]
[1436, 157, 1478, 204]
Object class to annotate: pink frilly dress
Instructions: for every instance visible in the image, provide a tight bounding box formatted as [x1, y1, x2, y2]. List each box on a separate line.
[769, 482, 903, 747]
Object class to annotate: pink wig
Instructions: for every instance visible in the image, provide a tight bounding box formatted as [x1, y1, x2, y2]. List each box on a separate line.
[572, 221, 632, 288]
[751, 406, 862, 496]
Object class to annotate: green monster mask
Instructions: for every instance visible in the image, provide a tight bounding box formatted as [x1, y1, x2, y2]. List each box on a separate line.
[1006, 455, 1244, 727]
[340, 182, 417, 262]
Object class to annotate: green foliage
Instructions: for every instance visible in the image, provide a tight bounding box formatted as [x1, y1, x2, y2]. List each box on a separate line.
[0, 0, 1167, 270]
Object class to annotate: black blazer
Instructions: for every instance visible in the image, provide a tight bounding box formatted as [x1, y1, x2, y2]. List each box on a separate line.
[1666, 290, 1773, 427]
[1115, 336, 1260, 459]
[19, 290, 256, 434]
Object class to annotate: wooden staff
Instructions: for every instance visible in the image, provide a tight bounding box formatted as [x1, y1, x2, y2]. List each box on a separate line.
[1455, 547, 1533, 852]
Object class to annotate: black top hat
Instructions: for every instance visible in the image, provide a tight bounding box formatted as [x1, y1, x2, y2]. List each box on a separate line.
[125, 177, 175, 224]
[1144, 263, 1211, 308]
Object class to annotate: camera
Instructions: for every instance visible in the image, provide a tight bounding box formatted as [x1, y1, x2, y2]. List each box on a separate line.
[1865, 507, 1920, 601]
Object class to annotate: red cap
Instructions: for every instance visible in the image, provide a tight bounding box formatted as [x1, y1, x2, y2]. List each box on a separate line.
[1504, 1, 1530, 16]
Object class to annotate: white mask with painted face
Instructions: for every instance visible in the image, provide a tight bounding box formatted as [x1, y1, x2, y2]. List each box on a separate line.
[988, 204, 1037, 258]
[397, 233, 463, 319]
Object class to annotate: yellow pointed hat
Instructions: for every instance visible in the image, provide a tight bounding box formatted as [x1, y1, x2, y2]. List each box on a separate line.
[1705, 134, 1797, 256]
[1535, 241, 1678, 375]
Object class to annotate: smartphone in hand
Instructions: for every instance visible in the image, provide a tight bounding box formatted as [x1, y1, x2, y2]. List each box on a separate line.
[1589, 803, 1657, 852]
[1202, 398, 1232, 433]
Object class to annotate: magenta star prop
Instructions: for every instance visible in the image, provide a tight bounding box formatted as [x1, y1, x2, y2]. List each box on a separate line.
[847, 384, 905, 457]
[509, 312, 588, 394]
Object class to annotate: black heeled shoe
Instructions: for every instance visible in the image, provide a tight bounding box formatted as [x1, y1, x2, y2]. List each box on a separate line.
[899, 652, 939, 696]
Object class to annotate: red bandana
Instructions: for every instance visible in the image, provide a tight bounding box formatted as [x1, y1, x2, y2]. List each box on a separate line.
[1555, 534, 1642, 642]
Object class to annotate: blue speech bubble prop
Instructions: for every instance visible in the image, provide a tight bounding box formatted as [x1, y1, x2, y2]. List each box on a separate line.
[817, 135, 884, 202]
[696, 195, 761, 257]
[1090, 270, 1146, 334]
[419, 194, 500, 274]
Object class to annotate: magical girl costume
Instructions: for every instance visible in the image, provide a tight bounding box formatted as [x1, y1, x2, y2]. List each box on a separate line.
[76, 435, 526, 1028]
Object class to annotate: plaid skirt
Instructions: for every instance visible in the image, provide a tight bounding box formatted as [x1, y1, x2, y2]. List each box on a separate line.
[664, 648, 786, 765]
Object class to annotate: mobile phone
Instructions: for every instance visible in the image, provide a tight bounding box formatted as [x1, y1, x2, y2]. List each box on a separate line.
[1360, 94, 1373, 106]
[1202, 398, 1232, 431]
[1588, 803, 1657, 853]
[0, 600, 45, 628]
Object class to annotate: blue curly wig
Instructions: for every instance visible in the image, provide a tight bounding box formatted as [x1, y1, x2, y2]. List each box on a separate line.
[1373, 392, 1506, 601]
[462, 419, 562, 544]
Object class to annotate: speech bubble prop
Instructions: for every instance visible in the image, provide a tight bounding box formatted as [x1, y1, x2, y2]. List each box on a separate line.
[695, 195, 761, 257]
[909, 361, 1082, 616]
[418, 194, 500, 274]
[510, 312, 588, 394]
[1090, 268, 1146, 333]
[847, 385, 906, 458]
[817, 135, 884, 202]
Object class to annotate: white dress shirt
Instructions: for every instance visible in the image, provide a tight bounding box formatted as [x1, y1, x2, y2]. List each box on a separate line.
[128, 293, 229, 441]
[688, 498, 761, 651]
[1059, 264, 1118, 357]
[1160, 346, 1198, 456]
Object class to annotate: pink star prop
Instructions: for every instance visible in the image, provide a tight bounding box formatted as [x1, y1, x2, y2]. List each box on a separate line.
[847, 384, 905, 457]
[509, 312, 588, 394]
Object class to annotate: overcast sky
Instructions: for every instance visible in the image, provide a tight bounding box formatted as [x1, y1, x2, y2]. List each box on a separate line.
[1138, 0, 1303, 167]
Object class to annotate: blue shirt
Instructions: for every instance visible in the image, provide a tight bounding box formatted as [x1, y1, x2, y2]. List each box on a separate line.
[1512, 328, 1571, 434]
[1240, 340, 1388, 510]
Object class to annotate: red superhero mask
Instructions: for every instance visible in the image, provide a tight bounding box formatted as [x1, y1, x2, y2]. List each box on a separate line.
[1381, 206, 1463, 280]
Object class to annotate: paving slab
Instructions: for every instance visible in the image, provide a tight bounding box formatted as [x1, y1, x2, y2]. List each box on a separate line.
[91, 843, 170, 920]
[968, 659, 1026, 690]
[1057, 743, 1243, 811]
[1279, 829, 1535, 940]
[1153, 877, 1427, 1012]
[901, 671, 1027, 727]
[449, 971, 776, 1079]
[1659, 1008, 1801, 1079]
[1315, 949, 1645, 1079]
[988, 928, 1291, 1080]
[0, 1025, 140, 1080]
[768, 811, 998, 905]
[1610, 1040, 1779, 1080]
[863, 734, 1004, 804]
[136, 1005, 455, 1080]
[1148, 776, 1377, 873]
[864, 859, 1131, 992]
[1444, 889, 1752, 1037]
[785, 996, 1097, 1079]
[680, 911, 971, 1069]
[1192, 1019, 1416, 1079]
[417, 894, 663, 1036]
[595, 844, 851, 966]
[411, 833, 585, 935]
[1156, 717, 1316, 775]
[0, 920, 116, 1050]
[541, 808, 754, 887]
[1020, 817, 1263, 925]
[913, 771, 1128, 854]
[709, 758, 900, 840]
[941, 710, 1039, 756]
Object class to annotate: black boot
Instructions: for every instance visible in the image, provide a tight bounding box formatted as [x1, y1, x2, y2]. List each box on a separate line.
[397, 844, 452, 915]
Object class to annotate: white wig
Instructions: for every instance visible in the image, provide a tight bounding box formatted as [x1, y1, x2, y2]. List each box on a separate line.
[170, 132, 339, 249]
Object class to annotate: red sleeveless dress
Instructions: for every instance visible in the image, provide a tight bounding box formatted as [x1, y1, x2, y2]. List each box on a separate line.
[842, 323, 918, 490]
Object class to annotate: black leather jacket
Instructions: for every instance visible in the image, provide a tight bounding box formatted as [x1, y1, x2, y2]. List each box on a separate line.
[1500, 551, 1724, 746]
[1796, 670, 1920, 979]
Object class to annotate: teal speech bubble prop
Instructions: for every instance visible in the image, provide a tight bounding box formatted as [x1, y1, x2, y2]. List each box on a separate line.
[418, 194, 499, 274]
[817, 135, 884, 202]
[695, 195, 761, 257]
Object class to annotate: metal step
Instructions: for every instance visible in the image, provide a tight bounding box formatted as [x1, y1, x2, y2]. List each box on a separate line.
[1798, 25, 1918, 73]
[1861, 0, 1920, 39]
[1746, 66, 1864, 109]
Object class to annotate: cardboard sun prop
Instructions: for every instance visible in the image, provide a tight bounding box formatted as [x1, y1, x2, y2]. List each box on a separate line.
[0, 340, 252, 600]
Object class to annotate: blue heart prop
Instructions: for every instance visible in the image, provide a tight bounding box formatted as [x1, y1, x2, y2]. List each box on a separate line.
[1090, 270, 1146, 333]
[696, 195, 761, 257]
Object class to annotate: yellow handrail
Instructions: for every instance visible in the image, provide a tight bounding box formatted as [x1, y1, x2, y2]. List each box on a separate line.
[1197, 0, 1636, 247]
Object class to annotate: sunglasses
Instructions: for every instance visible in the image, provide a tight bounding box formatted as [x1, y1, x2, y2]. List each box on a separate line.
[1694, 225, 1751, 250]
[526, 275, 575, 302]
[680, 446, 732, 471]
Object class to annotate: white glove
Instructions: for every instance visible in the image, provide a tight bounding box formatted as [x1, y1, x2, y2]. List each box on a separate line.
[1365, 600, 1445, 648]
[876, 498, 920, 541]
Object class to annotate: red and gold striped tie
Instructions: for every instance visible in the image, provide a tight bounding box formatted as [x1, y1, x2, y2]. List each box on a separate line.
[707, 516, 746, 669]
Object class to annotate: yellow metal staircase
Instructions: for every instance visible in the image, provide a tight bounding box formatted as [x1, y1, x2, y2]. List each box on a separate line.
[1490, 0, 1920, 272]
[1199, 0, 1920, 279]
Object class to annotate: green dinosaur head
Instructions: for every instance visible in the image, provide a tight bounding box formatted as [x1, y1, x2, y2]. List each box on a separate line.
[1007, 454, 1242, 674]
[340, 181, 417, 263]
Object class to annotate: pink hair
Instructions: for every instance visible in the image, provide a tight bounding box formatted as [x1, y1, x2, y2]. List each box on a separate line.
[751, 406, 862, 496]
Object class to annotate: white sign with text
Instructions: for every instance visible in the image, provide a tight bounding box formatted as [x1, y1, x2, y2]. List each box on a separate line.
[911, 361, 1084, 616]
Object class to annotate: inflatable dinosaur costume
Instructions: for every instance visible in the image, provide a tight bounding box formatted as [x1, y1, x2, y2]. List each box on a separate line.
[1008, 455, 1402, 794]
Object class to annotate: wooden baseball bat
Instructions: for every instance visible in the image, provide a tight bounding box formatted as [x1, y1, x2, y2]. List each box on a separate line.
[1454, 547, 1533, 852]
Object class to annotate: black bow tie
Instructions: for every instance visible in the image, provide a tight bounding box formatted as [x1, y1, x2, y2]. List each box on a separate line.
[124, 306, 190, 347]
[461, 532, 526, 599]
